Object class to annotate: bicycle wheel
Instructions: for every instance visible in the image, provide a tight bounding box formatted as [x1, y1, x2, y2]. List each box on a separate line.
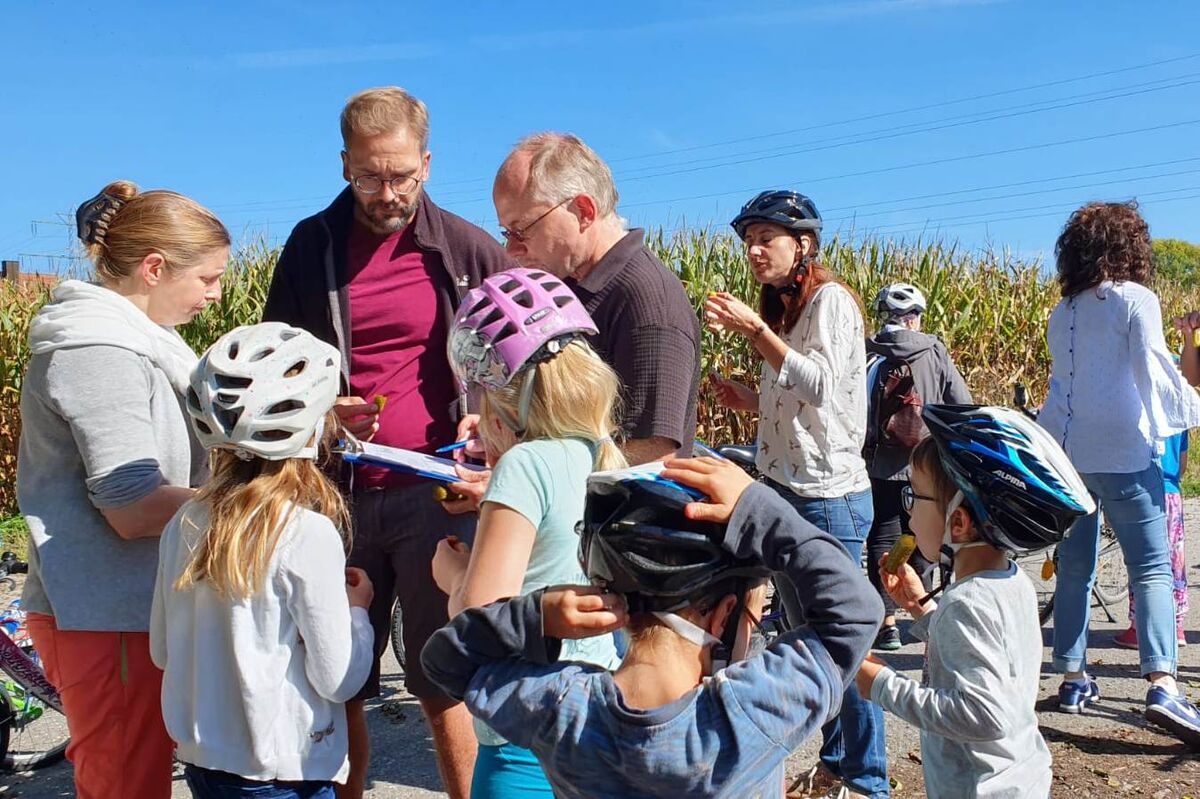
[1016, 548, 1056, 625]
[0, 634, 69, 771]
[389, 600, 406, 675]
[1092, 524, 1129, 607]
[0, 685, 68, 771]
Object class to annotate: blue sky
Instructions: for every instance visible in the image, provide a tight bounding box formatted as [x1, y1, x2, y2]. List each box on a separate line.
[3, 0, 1198, 274]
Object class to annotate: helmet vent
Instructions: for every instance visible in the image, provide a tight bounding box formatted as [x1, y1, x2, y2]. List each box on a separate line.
[213, 374, 252, 390]
[283, 360, 307, 378]
[512, 290, 533, 308]
[227, 342, 240, 359]
[540, 279, 563, 292]
[252, 429, 292, 442]
[492, 321, 518, 345]
[553, 295, 573, 308]
[466, 297, 490, 317]
[215, 392, 238, 406]
[527, 270, 547, 280]
[266, 399, 304, 416]
[186, 387, 202, 412]
[215, 407, 243, 436]
[480, 307, 505, 329]
[249, 347, 275, 362]
[194, 420, 212, 435]
[498, 278, 521, 293]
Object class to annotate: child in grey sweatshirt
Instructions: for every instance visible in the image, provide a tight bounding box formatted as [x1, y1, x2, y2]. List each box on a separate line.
[857, 405, 1094, 799]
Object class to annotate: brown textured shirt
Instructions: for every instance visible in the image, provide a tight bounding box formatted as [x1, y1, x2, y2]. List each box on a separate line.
[566, 229, 701, 451]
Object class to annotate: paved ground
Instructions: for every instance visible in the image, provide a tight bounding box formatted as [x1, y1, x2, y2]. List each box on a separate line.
[5, 506, 1200, 798]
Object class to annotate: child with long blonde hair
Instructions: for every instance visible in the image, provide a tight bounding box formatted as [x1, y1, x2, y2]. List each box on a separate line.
[150, 322, 374, 799]
[431, 268, 625, 799]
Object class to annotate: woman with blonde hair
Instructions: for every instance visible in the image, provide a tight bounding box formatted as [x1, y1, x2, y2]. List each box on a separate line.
[431, 268, 624, 798]
[17, 181, 227, 798]
[152, 323, 374, 798]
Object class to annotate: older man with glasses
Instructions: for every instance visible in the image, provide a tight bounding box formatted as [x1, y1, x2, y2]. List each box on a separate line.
[491, 133, 700, 465]
[262, 86, 514, 799]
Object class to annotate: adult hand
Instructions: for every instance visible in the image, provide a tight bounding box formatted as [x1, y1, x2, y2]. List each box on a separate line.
[345, 567, 375, 609]
[432, 535, 471, 596]
[704, 292, 765, 338]
[855, 653, 887, 699]
[660, 457, 754, 525]
[709, 375, 758, 412]
[453, 414, 488, 463]
[334, 396, 380, 441]
[879, 557, 931, 617]
[1174, 311, 1200, 339]
[541, 586, 628, 640]
[441, 465, 490, 515]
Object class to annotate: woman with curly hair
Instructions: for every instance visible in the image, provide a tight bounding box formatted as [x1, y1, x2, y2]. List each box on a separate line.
[1038, 201, 1200, 748]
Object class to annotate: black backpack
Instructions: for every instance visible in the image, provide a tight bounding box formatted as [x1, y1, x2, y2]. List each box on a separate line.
[864, 354, 927, 460]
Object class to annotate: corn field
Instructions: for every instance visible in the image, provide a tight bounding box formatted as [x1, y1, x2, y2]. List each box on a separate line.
[2, 232, 1199, 518]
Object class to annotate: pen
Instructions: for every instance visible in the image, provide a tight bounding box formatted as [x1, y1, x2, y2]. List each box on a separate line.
[435, 439, 477, 454]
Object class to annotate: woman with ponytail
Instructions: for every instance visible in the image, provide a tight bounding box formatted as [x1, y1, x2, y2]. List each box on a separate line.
[431, 268, 623, 799]
[17, 181, 228, 798]
[705, 191, 886, 799]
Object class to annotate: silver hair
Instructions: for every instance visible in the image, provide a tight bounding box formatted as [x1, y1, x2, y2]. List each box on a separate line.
[511, 132, 623, 224]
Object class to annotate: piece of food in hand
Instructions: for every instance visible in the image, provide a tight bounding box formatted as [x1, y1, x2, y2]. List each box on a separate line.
[373, 394, 388, 414]
[433, 485, 465, 503]
[883, 533, 917, 574]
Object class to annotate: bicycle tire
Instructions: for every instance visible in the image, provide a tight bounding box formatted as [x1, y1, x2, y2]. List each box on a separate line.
[389, 600, 406, 675]
[1092, 524, 1128, 607]
[0, 641, 68, 772]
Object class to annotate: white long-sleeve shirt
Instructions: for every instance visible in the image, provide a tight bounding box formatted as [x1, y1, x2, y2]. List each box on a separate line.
[1038, 280, 1200, 474]
[150, 501, 373, 784]
[756, 282, 871, 498]
[870, 563, 1051, 799]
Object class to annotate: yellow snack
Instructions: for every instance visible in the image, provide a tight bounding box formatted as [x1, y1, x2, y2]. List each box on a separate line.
[432, 485, 465, 503]
[1041, 556, 1056, 580]
[373, 394, 387, 413]
[883, 533, 917, 574]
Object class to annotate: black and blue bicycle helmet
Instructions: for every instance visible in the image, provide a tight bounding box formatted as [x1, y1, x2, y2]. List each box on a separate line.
[921, 404, 1095, 554]
[730, 190, 823, 241]
[579, 473, 769, 614]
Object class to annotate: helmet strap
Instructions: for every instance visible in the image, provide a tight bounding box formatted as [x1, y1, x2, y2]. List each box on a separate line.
[652, 611, 722, 650]
[292, 415, 325, 461]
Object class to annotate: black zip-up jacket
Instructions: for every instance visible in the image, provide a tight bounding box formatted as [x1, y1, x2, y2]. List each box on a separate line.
[262, 188, 515, 417]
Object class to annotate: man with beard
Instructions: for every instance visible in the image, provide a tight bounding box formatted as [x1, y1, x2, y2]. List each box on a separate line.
[262, 87, 513, 799]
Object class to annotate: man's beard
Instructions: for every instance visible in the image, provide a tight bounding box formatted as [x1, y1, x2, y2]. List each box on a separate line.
[356, 195, 419, 235]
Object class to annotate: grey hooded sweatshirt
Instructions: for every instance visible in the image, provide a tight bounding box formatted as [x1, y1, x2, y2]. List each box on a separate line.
[865, 328, 972, 481]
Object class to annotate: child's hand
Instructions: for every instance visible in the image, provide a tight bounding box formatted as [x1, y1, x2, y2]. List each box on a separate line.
[660, 457, 754, 524]
[855, 653, 887, 699]
[879, 557, 930, 617]
[432, 536, 471, 595]
[345, 567, 374, 609]
[541, 586, 627, 640]
[442, 466, 491, 516]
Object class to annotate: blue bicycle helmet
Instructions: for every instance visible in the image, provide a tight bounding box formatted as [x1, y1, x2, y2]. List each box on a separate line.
[921, 404, 1095, 553]
[730, 190, 823, 241]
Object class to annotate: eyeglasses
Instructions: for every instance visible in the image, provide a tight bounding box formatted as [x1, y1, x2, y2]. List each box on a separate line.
[351, 174, 423, 196]
[900, 484, 939, 513]
[500, 199, 569, 244]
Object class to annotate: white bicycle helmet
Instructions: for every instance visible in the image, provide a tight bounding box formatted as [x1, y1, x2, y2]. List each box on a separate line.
[187, 323, 341, 461]
[875, 282, 927, 320]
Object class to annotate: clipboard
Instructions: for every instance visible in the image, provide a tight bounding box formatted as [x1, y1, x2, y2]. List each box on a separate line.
[587, 461, 707, 500]
[334, 435, 485, 483]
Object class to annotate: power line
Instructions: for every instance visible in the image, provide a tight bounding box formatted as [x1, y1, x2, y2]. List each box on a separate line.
[616, 119, 1200, 210]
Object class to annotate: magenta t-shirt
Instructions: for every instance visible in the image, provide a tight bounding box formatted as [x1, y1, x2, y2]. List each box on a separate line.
[347, 216, 458, 489]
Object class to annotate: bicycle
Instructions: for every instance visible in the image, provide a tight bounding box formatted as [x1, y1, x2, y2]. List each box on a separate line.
[1010, 384, 1128, 625]
[0, 552, 70, 771]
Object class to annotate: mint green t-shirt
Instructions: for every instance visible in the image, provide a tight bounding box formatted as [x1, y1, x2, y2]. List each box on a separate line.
[483, 437, 619, 666]
[477, 437, 621, 746]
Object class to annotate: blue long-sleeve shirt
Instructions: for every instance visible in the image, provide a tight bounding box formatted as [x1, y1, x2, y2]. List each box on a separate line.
[421, 483, 884, 799]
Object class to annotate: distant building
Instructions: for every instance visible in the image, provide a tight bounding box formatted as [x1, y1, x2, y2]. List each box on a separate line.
[1, 261, 57, 288]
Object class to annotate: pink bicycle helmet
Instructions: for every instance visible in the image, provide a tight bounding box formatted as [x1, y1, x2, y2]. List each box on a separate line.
[448, 268, 597, 432]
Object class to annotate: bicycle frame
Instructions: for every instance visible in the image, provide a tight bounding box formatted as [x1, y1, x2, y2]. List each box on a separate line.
[0, 631, 62, 715]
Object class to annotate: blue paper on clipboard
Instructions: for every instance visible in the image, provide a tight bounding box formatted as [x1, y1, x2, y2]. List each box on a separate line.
[336, 439, 485, 483]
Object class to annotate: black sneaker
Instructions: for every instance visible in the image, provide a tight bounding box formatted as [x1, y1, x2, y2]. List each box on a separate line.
[874, 624, 902, 651]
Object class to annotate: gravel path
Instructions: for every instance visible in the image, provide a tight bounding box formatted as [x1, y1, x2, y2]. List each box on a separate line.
[5, 504, 1199, 798]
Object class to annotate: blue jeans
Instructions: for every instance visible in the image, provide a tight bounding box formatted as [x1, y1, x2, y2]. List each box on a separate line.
[183, 765, 334, 799]
[1053, 464, 1177, 677]
[471, 742, 554, 799]
[768, 481, 889, 799]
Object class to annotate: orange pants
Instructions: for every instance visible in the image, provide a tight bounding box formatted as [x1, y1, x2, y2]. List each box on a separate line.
[28, 613, 173, 799]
